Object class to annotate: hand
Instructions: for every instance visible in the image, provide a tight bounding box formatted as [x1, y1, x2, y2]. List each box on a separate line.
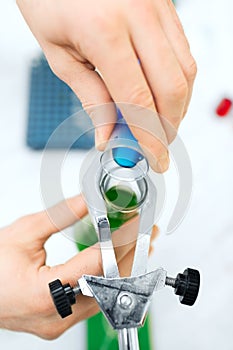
[0, 194, 157, 339]
[17, 0, 196, 172]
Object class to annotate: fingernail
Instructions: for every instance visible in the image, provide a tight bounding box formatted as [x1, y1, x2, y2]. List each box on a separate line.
[95, 129, 107, 151]
[156, 153, 170, 173]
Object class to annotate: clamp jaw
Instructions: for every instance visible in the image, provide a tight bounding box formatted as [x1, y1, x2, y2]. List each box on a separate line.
[48, 111, 200, 349]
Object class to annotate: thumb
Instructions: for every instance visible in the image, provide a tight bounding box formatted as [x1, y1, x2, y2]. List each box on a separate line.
[44, 45, 117, 149]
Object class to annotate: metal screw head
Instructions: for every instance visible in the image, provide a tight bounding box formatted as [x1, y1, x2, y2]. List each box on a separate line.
[119, 293, 133, 309]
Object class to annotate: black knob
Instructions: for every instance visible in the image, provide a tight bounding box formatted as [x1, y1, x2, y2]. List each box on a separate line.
[175, 268, 200, 306]
[49, 279, 76, 318]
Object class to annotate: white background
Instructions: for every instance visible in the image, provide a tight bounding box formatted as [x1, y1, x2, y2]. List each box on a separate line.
[1, 0, 233, 349]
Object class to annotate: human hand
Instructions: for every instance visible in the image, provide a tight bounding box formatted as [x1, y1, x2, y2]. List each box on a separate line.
[0, 194, 157, 339]
[17, 0, 196, 172]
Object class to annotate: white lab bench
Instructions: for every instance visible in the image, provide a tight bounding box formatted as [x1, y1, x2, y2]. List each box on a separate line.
[0, 0, 233, 349]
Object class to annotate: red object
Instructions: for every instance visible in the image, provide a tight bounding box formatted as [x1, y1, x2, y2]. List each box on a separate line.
[216, 98, 232, 117]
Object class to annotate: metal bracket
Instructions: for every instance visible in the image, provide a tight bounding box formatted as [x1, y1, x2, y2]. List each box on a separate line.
[79, 268, 166, 329]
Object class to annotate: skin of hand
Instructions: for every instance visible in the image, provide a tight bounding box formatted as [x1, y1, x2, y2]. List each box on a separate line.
[0, 194, 158, 339]
[16, 0, 197, 172]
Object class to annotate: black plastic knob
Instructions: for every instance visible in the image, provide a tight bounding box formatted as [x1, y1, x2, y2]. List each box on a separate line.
[49, 279, 76, 318]
[175, 268, 200, 306]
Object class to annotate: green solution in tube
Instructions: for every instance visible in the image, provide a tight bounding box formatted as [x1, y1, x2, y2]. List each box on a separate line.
[75, 185, 153, 350]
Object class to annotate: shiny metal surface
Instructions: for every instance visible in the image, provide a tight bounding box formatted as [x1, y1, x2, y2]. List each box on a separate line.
[118, 329, 139, 350]
[131, 176, 157, 277]
[96, 215, 119, 278]
[78, 269, 167, 329]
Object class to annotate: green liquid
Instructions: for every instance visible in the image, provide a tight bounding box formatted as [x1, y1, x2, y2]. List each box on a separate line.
[75, 186, 153, 350]
[105, 185, 138, 211]
[104, 185, 138, 230]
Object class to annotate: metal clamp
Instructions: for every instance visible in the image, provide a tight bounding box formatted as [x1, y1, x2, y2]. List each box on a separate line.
[48, 116, 200, 349]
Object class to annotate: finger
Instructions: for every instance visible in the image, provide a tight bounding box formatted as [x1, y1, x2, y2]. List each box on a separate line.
[113, 222, 159, 276]
[48, 216, 139, 284]
[113, 220, 159, 259]
[46, 219, 158, 284]
[117, 225, 158, 275]
[112, 216, 139, 253]
[164, 0, 188, 37]
[92, 33, 169, 172]
[43, 45, 117, 150]
[16, 194, 87, 244]
[157, 0, 197, 119]
[128, 5, 188, 143]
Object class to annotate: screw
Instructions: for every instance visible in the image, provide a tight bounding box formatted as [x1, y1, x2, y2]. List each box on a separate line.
[165, 276, 176, 288]
[119, 293, 133, 309]
[73, 286, 81, 296]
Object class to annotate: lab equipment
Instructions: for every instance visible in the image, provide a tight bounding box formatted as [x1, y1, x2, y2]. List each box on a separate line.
[74, 186, 153, 350]
[48, 111, 200, 350]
